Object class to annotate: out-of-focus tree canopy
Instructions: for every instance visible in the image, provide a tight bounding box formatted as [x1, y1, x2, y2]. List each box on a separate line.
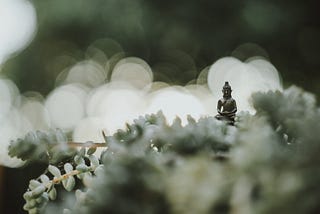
[2, 0, 320, 95]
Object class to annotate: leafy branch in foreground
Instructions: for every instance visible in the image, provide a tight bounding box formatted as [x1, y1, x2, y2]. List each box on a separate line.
[22, 147, 102, 214]
[8, 129, 107, 165]
[8, 129, 76, 164]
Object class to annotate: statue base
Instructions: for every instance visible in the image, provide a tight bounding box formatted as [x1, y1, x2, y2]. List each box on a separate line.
[215, 115, 235, 126]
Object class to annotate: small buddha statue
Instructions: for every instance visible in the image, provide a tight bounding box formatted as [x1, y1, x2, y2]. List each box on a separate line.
[215, 82, 237, 125]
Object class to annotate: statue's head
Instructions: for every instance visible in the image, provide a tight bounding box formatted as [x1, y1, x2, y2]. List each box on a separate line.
[222, 81, 232, 98]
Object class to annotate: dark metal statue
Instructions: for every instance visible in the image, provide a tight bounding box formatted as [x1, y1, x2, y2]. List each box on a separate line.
[215, 82, 237, 125]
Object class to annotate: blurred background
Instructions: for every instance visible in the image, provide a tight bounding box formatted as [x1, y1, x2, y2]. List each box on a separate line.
[2, 0, 320, 95]
[1, 0, 319, 213]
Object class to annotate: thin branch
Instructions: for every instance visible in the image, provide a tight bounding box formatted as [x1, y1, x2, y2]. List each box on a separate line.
[51, 169, 81, 185]
[67, 142, 107, 148]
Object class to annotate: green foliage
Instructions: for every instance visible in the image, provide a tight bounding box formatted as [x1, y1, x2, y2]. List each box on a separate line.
[8, 87, 320, 214]
[8, 129, 77, 164]
[252, 86, 318, 144]
[21, 147, 102, 213]
[75, 156, 170, 214]
[109, 111, 233, 156]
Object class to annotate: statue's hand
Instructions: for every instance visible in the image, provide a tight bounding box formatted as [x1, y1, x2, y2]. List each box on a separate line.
[220, 110, 236, 117]
[220, 111, 229, 116]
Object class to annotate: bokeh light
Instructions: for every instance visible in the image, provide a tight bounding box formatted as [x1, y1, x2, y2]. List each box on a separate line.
[19, 92, 51, 131]
[146, 87, 206, 125]
[0, 0, 36, 64]
[64, 60, 107, 88]
[0, 78, 19, 119]
[73, 117, 105, 143]
[45, 84, 88, 130]
[86, 83, 146, 135]
[111, 57, 153, 90]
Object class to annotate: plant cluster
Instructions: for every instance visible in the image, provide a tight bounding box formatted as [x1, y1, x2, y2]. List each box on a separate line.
[9, 129, 75, 164]
[8, 86, 320, 214]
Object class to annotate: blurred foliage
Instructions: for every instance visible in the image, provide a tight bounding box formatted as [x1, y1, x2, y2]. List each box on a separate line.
[1, 0, 320, 95]
[9, 129, 76, 164]
[7, 87, 320, 214]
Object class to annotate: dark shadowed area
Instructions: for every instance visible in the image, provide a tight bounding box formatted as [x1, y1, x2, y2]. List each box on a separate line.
[2, 0, 320, 95]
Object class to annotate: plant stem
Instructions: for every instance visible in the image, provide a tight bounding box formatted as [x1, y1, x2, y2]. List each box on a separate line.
[67, 142, 107, 148]
[51, 169, 81, 185]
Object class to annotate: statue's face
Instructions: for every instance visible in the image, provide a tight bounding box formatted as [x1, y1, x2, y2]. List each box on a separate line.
[222, 88, 231, 97]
